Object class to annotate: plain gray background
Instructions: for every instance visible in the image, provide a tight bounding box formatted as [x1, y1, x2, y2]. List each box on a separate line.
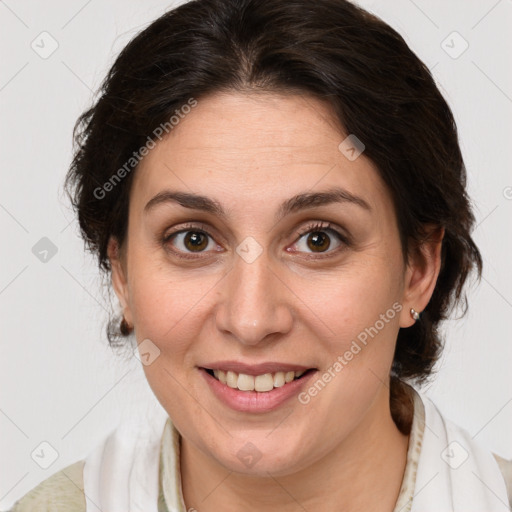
[1, 0, 511, 508]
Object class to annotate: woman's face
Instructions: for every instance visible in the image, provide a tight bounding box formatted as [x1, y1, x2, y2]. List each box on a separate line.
[110, 91, 437, 476]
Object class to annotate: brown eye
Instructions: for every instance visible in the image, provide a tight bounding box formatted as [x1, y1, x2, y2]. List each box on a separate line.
[166, 230, 215, 253]
[306, 231, 331, 252]
[183, 231, 209, 251]
[290, 222, 347, 256]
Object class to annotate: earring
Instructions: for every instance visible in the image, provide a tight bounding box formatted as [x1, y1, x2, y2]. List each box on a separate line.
[410, 308, 420, 321]
[120, 316, 133, 335]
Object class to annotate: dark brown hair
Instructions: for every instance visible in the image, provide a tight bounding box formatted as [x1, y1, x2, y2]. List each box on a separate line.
[65, 0, 482, 430]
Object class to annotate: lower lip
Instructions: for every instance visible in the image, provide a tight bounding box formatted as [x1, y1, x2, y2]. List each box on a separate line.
[200, 368, 317, 413]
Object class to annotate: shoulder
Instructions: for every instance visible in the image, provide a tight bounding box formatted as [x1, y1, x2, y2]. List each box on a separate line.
[493, 453, 512, 509]
[9, 460, 85, 512]
[407, 384, 512, 508]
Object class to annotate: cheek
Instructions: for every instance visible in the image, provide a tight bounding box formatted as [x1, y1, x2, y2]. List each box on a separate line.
[127, 259, 220, 352]
[127, 266, 213, 416]
[306, 255, 403, 346]
[296, 260, 403, 416]
[296, 266, 403, 428]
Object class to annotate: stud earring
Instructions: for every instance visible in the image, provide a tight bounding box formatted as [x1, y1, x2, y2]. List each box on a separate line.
[410, 308, 420, 321]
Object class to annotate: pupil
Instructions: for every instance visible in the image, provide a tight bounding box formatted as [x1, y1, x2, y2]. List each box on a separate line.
[308, 232, 330, 252]
[185, 232, 207, 251]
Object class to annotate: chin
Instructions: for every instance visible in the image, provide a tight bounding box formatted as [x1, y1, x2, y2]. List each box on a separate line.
[206, 433, 309, 476]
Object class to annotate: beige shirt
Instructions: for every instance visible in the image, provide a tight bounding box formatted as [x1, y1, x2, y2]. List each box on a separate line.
[10, 389, 512, 511]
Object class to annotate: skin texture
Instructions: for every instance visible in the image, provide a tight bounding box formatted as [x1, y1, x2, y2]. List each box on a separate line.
[108, 92, 443, 511]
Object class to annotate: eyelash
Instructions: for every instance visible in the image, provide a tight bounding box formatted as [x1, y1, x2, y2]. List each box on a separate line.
[162, 221, 349, 260]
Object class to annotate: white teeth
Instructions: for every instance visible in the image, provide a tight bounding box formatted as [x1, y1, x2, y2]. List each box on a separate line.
[226, 371, 238, 388]
[210, 369, 308, 392]
[254, 373, 274, 392]
[237, 373, 255, 391]
[273, 371, 285, 387]
[285, 371, 295, 383]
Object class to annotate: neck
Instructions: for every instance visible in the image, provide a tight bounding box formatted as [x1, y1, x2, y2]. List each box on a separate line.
[180, 385, 410, 512]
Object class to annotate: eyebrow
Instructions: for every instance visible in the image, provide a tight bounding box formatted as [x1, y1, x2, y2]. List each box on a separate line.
[144, 187, 371, 220]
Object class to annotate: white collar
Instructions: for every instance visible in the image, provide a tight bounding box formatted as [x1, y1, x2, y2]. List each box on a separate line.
[83, 385, 510, 511]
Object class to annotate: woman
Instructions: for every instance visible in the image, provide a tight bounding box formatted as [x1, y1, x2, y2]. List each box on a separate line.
[10, 0, 511, 510]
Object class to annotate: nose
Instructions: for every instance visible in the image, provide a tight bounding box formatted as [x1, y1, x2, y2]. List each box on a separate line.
[215, 248, 294, 346]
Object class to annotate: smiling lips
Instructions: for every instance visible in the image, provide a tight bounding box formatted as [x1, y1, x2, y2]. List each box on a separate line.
[209, 369, 307, 392]
[201, 363, 317, 412]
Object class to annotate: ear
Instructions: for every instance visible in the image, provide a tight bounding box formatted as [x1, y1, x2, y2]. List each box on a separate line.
[399, 225, 444, 328]
[107, 236, 133, 326]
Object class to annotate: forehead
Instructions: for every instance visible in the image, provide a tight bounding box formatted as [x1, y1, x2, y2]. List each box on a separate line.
[131, 91, 393, 218]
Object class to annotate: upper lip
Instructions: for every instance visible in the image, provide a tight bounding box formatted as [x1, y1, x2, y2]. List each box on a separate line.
[200, 361, 316, 376]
